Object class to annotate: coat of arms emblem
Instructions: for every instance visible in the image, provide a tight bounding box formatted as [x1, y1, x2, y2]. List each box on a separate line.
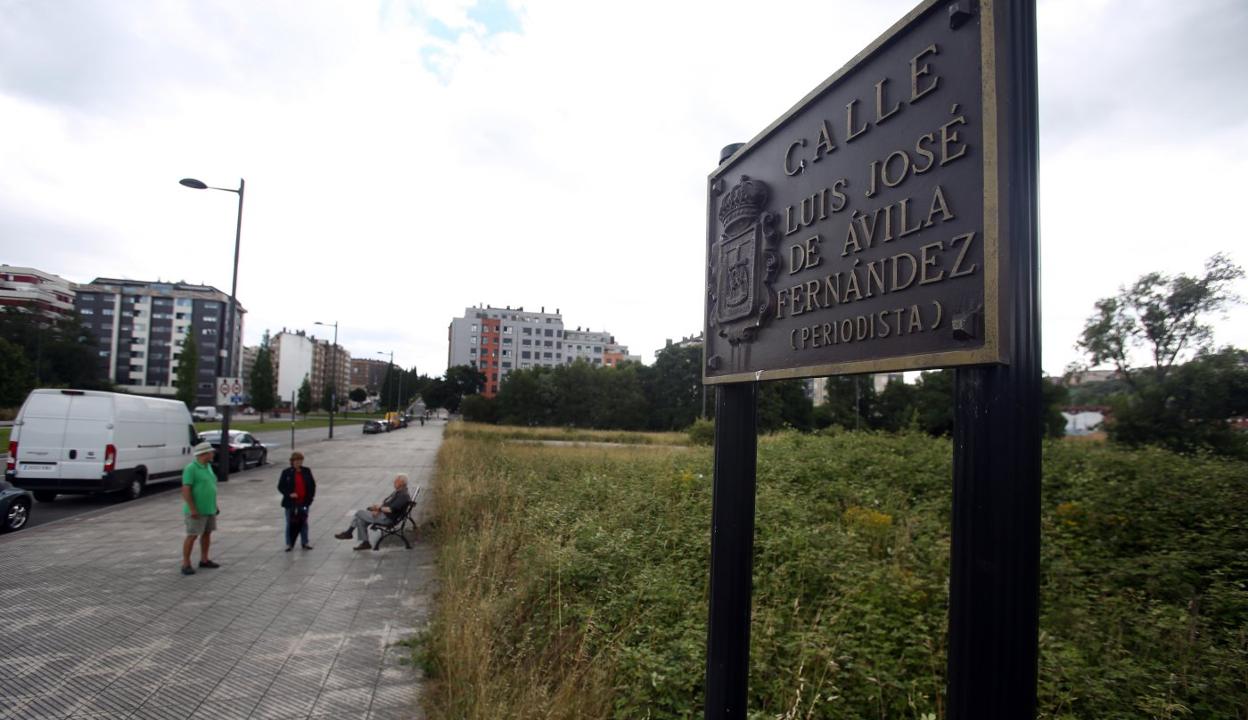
[709, 175, 779, 344]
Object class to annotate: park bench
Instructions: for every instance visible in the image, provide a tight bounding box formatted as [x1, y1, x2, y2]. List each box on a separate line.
[369, 486, 422, 550]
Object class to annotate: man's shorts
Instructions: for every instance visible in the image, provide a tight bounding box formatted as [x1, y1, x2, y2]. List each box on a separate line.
[185, 514, 218, 536]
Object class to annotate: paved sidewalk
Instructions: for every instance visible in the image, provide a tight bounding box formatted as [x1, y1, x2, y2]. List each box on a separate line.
[0, 424, 442, 720]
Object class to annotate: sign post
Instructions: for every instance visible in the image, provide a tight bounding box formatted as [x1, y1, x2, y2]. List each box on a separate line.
[702, 1, 1039, 717]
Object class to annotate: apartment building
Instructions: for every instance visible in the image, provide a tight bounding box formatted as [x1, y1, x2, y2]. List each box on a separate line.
[268, 329, 350, 409]
[74, 278, 245, 407]
[0, 265, 75, 319]
[351, 358, 390, 394]
[448, 305, 639, 398]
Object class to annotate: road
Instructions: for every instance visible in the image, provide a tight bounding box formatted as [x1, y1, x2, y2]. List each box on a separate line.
[20, 422, 436, 529]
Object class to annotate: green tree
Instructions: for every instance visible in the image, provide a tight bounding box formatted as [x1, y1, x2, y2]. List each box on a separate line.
[813, 375, 876, 431]
[0, 336, 34, 407]
[296, 375, 312, 415]
[644, 343, 703, 430]
[910, 370, 954, 435]
[1042, 379, 1069, 438]
[175, 333, 200, 409]
[0, 307, 106, 393]
[1108, 347, 1248, 458]
[349, 387, 368, 404]
[249, 335, 275, 422]
[321, 382, 336, 413]
[757, 379, 813, 433]
[460, 394, 499, 423]
[1077, 253, 1243, 390]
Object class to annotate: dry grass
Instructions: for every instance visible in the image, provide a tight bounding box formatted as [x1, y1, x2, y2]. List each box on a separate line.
[447, 420, 689, 447]
[420, 433, 694, 719]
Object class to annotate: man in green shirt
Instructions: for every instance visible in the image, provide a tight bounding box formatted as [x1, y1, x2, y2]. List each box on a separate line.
[181, 442, 220, 575]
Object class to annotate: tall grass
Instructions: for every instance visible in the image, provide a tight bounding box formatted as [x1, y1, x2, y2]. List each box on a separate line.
[420, 428, 1248, 719]
[447, 421, 689, 446]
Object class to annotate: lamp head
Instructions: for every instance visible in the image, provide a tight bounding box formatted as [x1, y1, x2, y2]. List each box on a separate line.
[179, 178, 208, 189]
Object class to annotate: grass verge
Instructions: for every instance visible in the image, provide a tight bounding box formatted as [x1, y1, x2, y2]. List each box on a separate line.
[420, 427, 1248, 719]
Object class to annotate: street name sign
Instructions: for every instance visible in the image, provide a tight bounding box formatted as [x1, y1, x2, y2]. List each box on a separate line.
[704, 0, 1008, 383]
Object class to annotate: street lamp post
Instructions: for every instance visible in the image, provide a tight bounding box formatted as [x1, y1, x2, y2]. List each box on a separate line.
[180, 177, 244, 483]
[377, 351, 394, 411]
[315, 320, 338, 439]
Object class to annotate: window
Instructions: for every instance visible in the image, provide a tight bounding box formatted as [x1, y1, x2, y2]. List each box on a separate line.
[594, 346, 602, 353]
[521, 351, 531, 359]
[470, 324, 478, 332]
[469, 347, 477, 355]
[470, 337, 477, 345]
[80, 307, 95, 315]
[129, 364, 143, 372]
[544, 340, 553, 347]
[544, 329, 553, 336]
[102, 308, 114, 316]
[556, 342, 562, 349]
[203, 315, 218, 323]
[522, 327, 531, 335]
[522, 339, 531, 346]
[502, 338, 512, 345]
[501, 349, 511, 357]
[133, 324, 146, 332]
[202, 328, 217, 336]
[503, 326, 512, 334]
[556, 330, 563, 338]
[502, 361, 511, 368]
[176, 298, 192, 307]
[79, 294, 94, 301]
[99, 350, 110, 357]
[543, 352, 552, 358]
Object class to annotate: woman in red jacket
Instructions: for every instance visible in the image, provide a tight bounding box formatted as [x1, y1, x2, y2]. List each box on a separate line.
[277, 451, 317, 551]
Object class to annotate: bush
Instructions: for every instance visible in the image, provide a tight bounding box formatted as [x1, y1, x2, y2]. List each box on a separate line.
[459, 394, 498, 424]
[686, 418, 714, 446]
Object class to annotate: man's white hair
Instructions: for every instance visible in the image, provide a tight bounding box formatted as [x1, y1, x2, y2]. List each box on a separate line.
[395, 473, 409, 485]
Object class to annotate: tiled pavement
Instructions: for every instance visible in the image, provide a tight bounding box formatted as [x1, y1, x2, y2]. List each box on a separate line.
[0, 424, 442, 720]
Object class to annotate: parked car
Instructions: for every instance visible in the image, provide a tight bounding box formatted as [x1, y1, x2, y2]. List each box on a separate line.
[198, 430, 268, 473]
[0, 479, 33, 532]
[363, 420, 386, 434]
[7, 389, 197, 502]
[192, 406, 223, 422]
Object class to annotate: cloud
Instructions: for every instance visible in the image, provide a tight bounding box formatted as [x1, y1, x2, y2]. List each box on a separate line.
[1, 0, 1245, 381]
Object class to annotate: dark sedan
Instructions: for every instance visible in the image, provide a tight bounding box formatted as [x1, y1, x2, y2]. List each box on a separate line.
[0, 478, 33, 533]
[199, 430, 269, 472]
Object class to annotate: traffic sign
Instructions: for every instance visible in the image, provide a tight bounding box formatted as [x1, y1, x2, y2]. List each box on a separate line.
[216, 376, 245, 406]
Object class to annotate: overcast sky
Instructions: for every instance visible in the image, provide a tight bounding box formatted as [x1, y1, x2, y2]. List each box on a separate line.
[2, 0, 1245, 379]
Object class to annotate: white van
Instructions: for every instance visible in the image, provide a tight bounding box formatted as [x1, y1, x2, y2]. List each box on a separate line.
[5, 389, 198, 502]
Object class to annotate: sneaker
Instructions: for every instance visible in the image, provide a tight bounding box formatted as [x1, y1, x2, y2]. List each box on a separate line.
[301, 545, 313, 550]
[198, 559, 221, 569]
[285, 546, 293, 552]
[353, 541, 372, 551]
[334, 531, 353, 540]
[181, 566, 196, 575]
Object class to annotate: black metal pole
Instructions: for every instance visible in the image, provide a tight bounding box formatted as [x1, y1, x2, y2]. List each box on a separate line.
[329, 323, 337, 439]
[947, 2, 1041, 717]
[705, 383, 757, 719]
[704, 140, 757, 720]
[218, 178, 244, 483]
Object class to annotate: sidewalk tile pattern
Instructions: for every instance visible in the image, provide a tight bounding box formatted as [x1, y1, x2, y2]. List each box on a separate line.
[0, 426, 441, 719]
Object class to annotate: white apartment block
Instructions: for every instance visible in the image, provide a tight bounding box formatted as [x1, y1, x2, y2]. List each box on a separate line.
[447, 305, 637, 397]
[0, 265, 75, 318]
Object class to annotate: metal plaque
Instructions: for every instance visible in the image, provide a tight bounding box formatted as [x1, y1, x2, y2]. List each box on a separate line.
[705, 0, 1007, 383]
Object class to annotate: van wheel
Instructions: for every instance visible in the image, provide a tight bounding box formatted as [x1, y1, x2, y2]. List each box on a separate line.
[120, 470, 146, 501]
[33, 491, 56, 503]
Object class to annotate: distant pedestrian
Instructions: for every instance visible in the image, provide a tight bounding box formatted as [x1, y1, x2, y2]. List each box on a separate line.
[334, 474, 411, 550]
[181, 442, 221, 575]
[277, 451, 317, 551]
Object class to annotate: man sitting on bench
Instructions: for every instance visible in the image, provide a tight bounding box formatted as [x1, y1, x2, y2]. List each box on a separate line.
[335, 474, 412, 551]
